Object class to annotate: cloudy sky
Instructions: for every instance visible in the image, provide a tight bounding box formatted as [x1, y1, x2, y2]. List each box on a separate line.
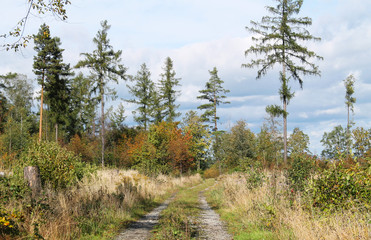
[1, 0, 371, 154]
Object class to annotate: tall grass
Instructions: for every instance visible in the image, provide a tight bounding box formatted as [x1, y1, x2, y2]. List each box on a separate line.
[206, 171, 369, 240]
[2, 169, 202, 239]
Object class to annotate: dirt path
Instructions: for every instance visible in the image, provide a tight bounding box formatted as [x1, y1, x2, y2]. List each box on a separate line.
[114, 194, 176, 240]
[114, 182, 232, 240]
[198, 191, 232, 240]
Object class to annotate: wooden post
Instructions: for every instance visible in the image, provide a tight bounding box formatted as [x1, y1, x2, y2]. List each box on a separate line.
[24, 166, 42, 199]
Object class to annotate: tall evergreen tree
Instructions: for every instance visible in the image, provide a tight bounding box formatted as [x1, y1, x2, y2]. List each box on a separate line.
[197, 67, 230, 132]
[33, 24, 52, 142]
[127, 63, 155, 130]
[33, 24, 71, 142]
[344, 74, 356, 154]
[45, 36, 72, 141]
[75, 20, 127, 167]
[158, 57, 181, 122]
[69, 72, 98, 137]
[243, 0, 323, 163]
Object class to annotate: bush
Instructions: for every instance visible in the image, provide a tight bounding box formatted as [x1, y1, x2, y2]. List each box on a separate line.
[204, 166, 220, 179]
[20, 141, 94, 189]
[287, 154, 315, 192]
[308, 157, 371, 211]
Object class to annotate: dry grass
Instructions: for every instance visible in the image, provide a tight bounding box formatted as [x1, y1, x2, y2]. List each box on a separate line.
[4, 169, 202, 239]
[208, 171, 369, 240]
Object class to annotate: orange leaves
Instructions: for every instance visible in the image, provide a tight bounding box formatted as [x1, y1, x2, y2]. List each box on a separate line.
[116, 122, 196, 174]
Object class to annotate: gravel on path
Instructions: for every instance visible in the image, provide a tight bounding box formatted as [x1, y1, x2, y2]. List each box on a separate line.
[114, 194, 176, 240]
[198, 191, 233, 240]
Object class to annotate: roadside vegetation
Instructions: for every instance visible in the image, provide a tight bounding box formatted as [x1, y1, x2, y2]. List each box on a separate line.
[205, 156, 370, 240]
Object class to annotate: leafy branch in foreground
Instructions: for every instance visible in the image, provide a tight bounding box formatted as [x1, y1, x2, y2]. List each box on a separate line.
[1, 0, 71, 51]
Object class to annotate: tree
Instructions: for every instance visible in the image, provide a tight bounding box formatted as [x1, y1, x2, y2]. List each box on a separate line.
[321, 125, 347, 159]
[2, 0, 71, 51]
[75, 20, 127, 167]
[243, 0, 323, 164]
[257, 108, 283, 167]
[197, 67, 230, 132]
[352, 127, 371, 157]
[33, 24, 53, 142]
[344, 74, 356, 154]
[182, 111, 211, 171]
[46, 37, 72, 141]
[68, 73, 98, 137]
[33, 24, 71, 142]
[288, 127, 310, 156]
[0, 73, 34, 152]
[127, 63, 155, 130]
[158, 57, 181, 122]
[219, 120, 256, 170]
[109, 103, 126, 130]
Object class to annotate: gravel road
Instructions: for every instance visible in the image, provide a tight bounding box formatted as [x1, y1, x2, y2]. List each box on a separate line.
[114, 194, 176, 240]
[114, 186, 232, 240]
[198, 191, 233, 240]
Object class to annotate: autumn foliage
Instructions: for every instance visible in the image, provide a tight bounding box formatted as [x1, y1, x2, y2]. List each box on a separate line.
[116, 122, 195, 175]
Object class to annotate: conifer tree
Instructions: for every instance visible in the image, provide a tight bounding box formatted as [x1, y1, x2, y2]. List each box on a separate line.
[75, 20, 127, 167]
[243, 0, 323, 163]
[127, 63, 155, 130]
[33, 24, 51, 142]
[69, 73, 98, 136]
[197, 67, 230, 132]
[158, 57, 181, 122]
[45, 36, 72, 141]
[34, 24, 71, 142]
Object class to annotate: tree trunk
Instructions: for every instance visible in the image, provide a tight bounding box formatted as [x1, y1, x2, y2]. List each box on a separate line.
[282, 63, 287, 165]
[24, 166, 42, 199]
[55, 123, 58, 142]
[101, 91, 105, 168]
[214, 92, 217, 131]
[39, 86, 44, 142]
[347, 105, 350, 155]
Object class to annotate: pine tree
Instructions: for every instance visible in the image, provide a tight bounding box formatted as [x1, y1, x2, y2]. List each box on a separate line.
[127, 63, 155, 130]
[33, 24, 71, 142]
[75, 20, 127, 167]
[197, 67, 230, 132]
[33, 24, 52, 142]
[243, 0, 323, 163]
[158, 57, 181, 122]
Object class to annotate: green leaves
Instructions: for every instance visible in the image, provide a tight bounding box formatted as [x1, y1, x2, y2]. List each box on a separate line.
[21, 141, 93, 189]
[2, 0, 71, 51]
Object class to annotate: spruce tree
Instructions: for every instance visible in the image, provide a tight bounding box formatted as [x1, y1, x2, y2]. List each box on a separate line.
[243, 0, 323, 163]
[127, 63, 155, 130]
[197, 67, 230, 132]
[75, 20, 127, 167]
[158, 57, 181, 122]
[45, 36, 72, 141]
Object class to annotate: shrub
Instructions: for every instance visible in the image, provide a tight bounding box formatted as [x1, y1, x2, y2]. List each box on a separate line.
[287, 154, 315, 192]
[20, 141, 94, 189]
[204, 166, 220, 179]
[308, 157, 371, 211]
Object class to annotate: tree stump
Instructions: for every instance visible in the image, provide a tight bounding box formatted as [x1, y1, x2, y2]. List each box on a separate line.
[24, 166, 42, 199]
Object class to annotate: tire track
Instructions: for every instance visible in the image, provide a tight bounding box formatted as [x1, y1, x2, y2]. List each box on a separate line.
[198, 191, 232, 240]
[114, 194, 176, 240]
